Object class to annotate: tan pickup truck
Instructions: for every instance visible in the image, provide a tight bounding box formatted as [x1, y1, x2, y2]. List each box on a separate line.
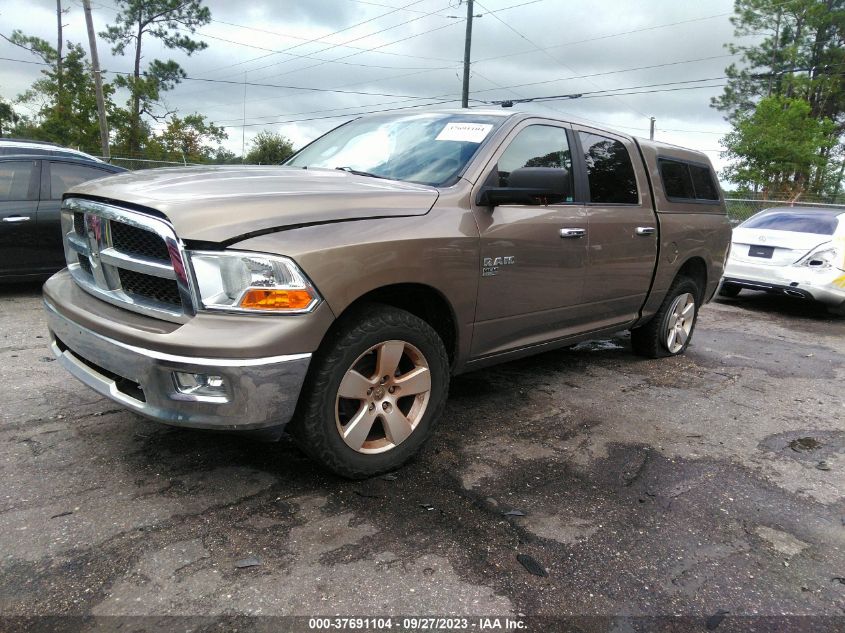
[43, 109, 731, 477]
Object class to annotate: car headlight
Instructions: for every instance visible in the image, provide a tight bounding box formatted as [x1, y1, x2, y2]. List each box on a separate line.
[189, 251, 321, 313]
[795, 243, 842, 270]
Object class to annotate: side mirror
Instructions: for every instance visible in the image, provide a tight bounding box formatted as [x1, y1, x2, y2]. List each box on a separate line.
[476, 167, 571, 207]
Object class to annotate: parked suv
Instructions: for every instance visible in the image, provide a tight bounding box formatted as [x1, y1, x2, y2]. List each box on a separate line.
[43, 110, 731, 477]
[0, 155, 125, 281]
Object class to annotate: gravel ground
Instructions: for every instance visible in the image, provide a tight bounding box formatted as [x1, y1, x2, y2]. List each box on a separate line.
[0, 283, 843, 631]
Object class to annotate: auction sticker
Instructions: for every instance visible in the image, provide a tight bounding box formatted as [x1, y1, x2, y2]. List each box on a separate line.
[435, 122, 494, 143]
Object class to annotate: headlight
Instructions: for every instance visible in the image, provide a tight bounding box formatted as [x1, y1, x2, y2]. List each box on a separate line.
[795, 243, 842, 270]
[189, 251, 321, 313]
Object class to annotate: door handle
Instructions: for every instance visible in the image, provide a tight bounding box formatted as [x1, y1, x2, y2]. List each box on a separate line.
[560, 228, 586, 238]
[636, 226, 656, 236]
[2, 216, 31, 223]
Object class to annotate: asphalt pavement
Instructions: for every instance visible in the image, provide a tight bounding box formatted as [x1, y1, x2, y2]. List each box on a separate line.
[1, 283, 843, 631]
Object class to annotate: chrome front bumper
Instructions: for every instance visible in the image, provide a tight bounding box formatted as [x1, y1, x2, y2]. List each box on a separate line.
[45, 299, 311, 430]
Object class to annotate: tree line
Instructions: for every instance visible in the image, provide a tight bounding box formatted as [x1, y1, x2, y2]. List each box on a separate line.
[716, 0, 845, 199]
[0, 0, 294, 165]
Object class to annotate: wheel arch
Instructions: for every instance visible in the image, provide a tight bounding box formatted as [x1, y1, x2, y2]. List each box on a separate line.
[676, 256, 708, 303]
[327, 282, 459, 367]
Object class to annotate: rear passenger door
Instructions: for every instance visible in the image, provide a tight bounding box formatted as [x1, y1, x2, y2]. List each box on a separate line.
[0, 159, 41, 277]
[575, 128, 657, 326]
[38, 160, 116, 271]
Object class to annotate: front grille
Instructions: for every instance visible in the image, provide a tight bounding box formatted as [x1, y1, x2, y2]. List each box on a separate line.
[62, 199, 195, 322]
[73, 212, 85, 236]
[119, 269, 181, 306]
[77, 254, 92, 275]
[111, 221, 170, 261]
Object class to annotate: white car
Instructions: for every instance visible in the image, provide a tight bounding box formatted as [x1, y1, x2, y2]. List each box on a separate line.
[721, 206, 845, 314]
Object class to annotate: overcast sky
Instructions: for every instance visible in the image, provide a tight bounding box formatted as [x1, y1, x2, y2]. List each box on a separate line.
[0, 0, 747, 174]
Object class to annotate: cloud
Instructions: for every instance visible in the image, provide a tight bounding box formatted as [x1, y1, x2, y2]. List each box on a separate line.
[0, 0, 739, 171]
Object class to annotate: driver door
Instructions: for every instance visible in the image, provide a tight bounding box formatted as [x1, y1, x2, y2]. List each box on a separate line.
[0, 159, 41, 277]
[470, 122, 589, 358]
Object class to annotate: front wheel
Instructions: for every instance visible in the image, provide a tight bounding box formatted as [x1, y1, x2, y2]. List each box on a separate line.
[289, 304, 449, 479]
[631, 277, 701, 358]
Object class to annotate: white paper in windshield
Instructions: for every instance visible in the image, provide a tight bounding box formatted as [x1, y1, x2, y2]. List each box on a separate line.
[435, 122, 494, 143]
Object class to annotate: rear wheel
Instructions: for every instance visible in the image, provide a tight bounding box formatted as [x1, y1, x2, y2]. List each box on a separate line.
[290, 304, 449, 479]
[828, 303, 845, 317]
[632, 277, 701, 358]
[718, 282, 742, 298]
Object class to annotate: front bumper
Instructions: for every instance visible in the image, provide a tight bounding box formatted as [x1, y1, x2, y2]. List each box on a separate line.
[723, 259, 845, 308]
[45, 299, 311, 431]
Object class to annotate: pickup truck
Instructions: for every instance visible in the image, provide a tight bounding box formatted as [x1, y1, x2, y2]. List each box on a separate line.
[43, 109, 731, 478]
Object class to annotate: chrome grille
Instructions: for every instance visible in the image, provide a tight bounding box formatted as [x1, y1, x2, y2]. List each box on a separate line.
[111, 222, 171, 261]
[119, 269, 182, 306]
[62, 198, 197, 323]
[73, 211, 85, 236]
[77, 253, 92, 276]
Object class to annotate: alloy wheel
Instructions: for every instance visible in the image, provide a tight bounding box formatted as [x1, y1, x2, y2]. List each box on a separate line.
[665, 292, 696, 353]
[335, 340, 432, 454]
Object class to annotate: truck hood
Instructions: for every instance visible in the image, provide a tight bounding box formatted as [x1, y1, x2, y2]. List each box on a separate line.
[68, 166, 440, 243]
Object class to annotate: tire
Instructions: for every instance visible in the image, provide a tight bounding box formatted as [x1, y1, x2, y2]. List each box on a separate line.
[631, 276, 701, 358]
[718, 282, 742, 298]
[828, 303, 845, 317]
[289, 303, 449, 479]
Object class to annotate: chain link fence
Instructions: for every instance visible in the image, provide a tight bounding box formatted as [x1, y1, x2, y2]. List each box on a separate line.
[724, 197, 845, 224]
[95, 157, 202, 170]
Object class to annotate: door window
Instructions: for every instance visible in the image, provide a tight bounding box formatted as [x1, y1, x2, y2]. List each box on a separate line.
[49, 162, 112, 199]
[579, 132, 638, 204]
[498, 125, 572, 195]
[0, 161, 37, 201]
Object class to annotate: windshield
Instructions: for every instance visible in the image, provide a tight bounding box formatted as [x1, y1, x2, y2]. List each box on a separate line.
[741, 209, 840, 235]
[285, 113, 505, 186]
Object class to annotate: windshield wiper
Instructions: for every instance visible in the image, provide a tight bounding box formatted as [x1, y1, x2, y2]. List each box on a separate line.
[335, 166, 387, 179]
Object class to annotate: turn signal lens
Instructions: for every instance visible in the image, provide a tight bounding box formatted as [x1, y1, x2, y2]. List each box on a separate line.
[239, 288, 315, 310]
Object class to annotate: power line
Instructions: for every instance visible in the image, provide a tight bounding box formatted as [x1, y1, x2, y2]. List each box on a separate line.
[201, 19, 458, 66]
[474, 0, 649, 119]
[240, 5, 462, 84]
[505, 83, 728, 106]
[214, 93, 451, 124]
[178, 21, 466, 105]
[226, 0, 547, 86]
[175, 0, 435, 87]
[473, 11, 734, 65]
[210, 66, 454, 115]
[488, 75, 731, 104]
[0, 55, 474, 101]
[469, 53, 739, 96]
[342, 0, 452, 14]
[486, 62, 845, 106]
[215, 97, 465, 129]
[195, 50, 743, 122]
[188, 0, 447, 87]
[189, 30, 454, 72]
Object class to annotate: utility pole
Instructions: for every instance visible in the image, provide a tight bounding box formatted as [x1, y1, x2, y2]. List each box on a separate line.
[242, 71, 247, 162]
[56, 1, 64, 100]
[649, 117, 655, 140]
[82, 0, 110, 159]
[461, 0, 474, 108]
